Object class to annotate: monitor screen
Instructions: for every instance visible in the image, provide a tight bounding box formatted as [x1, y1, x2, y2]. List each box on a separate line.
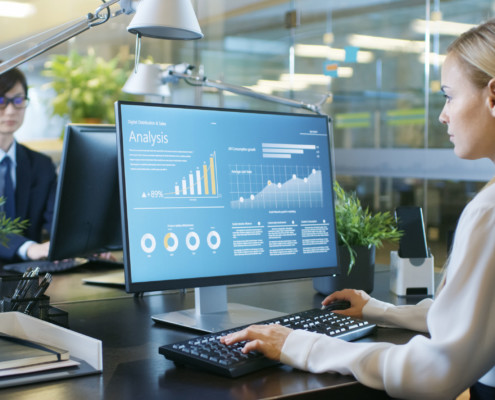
[116, 101, 339, 331]
[48, 124, 122, 261]
[116, 102, 339, 293]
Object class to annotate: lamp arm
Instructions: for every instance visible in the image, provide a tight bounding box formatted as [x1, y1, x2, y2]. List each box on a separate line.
[169, 71, 325, 114]
[204, 79, 324, 114]
[0, 0, 130, 75]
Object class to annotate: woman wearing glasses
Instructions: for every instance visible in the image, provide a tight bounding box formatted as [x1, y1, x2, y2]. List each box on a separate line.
[0, 65, 56, 262]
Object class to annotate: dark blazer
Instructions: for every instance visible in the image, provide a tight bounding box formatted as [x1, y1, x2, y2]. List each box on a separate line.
[0, 142, 57, 261]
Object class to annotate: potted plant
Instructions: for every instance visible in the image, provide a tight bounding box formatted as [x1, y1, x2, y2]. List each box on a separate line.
[313, 181, 402, 294]
[42, 49, 132, 124]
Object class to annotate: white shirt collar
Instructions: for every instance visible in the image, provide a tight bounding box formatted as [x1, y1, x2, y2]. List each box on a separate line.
[0, 141, 17, 168]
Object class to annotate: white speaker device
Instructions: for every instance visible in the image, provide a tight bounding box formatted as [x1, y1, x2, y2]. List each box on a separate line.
[390, 251, 435, 296]
[391, 206, 434, 296]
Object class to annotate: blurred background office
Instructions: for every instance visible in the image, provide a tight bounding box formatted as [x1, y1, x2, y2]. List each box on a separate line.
[1, 0, 494, 268]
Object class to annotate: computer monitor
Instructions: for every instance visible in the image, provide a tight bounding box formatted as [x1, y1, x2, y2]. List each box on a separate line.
[115, 101, 339, 332]
[48, 124, 122, 261]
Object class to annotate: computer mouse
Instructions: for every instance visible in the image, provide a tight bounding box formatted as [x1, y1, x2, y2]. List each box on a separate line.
[321, 300, 351, 311]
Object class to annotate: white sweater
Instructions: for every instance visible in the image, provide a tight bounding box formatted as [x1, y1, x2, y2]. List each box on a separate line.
[281, 182, 495, 400]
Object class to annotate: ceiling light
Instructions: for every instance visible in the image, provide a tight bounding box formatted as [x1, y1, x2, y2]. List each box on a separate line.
[334, 67, 353, 78]
[348, 34, 425, 53]
[248, 69, 352, 94]
[279, 73, 332, 85]
[294, 44, 373, 63]
[412, 19, 476, 36]
[0, 1, 36, 18]
[254, 79, 308, 91]
[419, 52, 447, 65]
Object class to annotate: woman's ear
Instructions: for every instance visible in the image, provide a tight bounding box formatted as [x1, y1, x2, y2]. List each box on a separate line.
[487, 78, 495, 116]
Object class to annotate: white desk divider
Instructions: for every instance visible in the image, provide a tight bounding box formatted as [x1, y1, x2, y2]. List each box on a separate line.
[0, 312, 102, 387]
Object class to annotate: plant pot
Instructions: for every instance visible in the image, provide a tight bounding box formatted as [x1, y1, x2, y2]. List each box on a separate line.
[313, 245, 376, 295]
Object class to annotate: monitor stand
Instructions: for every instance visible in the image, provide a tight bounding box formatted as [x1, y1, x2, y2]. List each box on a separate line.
[151, 285, 286, 333]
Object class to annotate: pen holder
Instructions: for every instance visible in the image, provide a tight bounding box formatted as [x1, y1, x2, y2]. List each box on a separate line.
[0, 275, 38, 310]
[0, 274, 46, 315]
[0, 275, 68, 327]
[1, 294, 49, 316]
[390, 251, 435, 296]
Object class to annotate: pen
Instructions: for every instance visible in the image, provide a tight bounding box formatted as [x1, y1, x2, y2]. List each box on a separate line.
[11, 267, 34, 301]
[23, 273, 52, 315]
[11, 267, 40, 311]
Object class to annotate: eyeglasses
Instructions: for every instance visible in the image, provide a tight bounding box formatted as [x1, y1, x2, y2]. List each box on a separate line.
[0, 96, 30, 110]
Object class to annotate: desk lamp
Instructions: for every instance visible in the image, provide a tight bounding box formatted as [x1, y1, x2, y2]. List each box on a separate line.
[123, 63, 330, 114]
[123, 63, 171, 98]
[0, 0, 203, 75]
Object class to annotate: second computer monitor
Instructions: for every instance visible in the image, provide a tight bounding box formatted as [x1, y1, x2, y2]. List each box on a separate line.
[48, 124, 122, 261]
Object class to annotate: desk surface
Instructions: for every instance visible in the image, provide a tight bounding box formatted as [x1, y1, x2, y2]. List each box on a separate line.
[0, 267, 422, 400]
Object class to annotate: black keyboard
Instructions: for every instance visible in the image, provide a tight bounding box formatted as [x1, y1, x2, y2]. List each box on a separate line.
[3, 258, 86, 274]
[159, 308, 376, 378]
[3, 257, 123, 275]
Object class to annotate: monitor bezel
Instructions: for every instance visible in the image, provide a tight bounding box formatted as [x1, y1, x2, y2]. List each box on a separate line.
[115, 101, 339, 293]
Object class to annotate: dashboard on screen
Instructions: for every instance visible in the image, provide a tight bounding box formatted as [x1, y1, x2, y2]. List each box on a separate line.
[115, 102, 339, 294]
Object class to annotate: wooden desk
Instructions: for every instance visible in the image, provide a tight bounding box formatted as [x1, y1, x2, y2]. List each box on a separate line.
[0, 267, 420, 399]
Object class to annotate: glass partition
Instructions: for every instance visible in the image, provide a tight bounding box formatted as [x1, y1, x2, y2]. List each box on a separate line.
[2, 0, 494, 267]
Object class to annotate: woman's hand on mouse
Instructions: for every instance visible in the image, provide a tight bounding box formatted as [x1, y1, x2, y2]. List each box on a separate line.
[322, 289, 371, 319]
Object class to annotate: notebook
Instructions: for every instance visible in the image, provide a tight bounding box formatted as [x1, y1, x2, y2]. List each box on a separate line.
[0, 333, 69, 370]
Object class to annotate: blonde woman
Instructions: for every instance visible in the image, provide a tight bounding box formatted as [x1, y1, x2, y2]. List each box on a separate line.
[221, 19, 495, 400]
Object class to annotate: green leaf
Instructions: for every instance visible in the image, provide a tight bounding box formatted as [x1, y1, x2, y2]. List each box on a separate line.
[42, 49, 134, 124]
[0, 197, 30, 247]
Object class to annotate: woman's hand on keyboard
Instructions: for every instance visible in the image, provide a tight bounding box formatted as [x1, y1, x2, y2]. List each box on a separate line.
[220, 324, 293, 360]
[322, 289, 370, 319]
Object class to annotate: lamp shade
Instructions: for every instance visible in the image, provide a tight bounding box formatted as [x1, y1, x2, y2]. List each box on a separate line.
[127, 0, 203, 40]
[123, 64, 170, 97]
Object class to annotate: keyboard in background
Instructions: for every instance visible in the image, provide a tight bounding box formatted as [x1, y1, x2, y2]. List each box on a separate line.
[3, 257, 122, 274]
[160, 308, 376, 378]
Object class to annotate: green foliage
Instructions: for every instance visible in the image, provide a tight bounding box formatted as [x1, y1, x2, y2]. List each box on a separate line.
[0, 197, 29, 247]
[42, 49, 132, 124]
[334, 181, 402, 274]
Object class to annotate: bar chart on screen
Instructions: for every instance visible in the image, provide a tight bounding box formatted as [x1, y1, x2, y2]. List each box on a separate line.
[134, 150, 220, 201]
[171, 151, 218, 198]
